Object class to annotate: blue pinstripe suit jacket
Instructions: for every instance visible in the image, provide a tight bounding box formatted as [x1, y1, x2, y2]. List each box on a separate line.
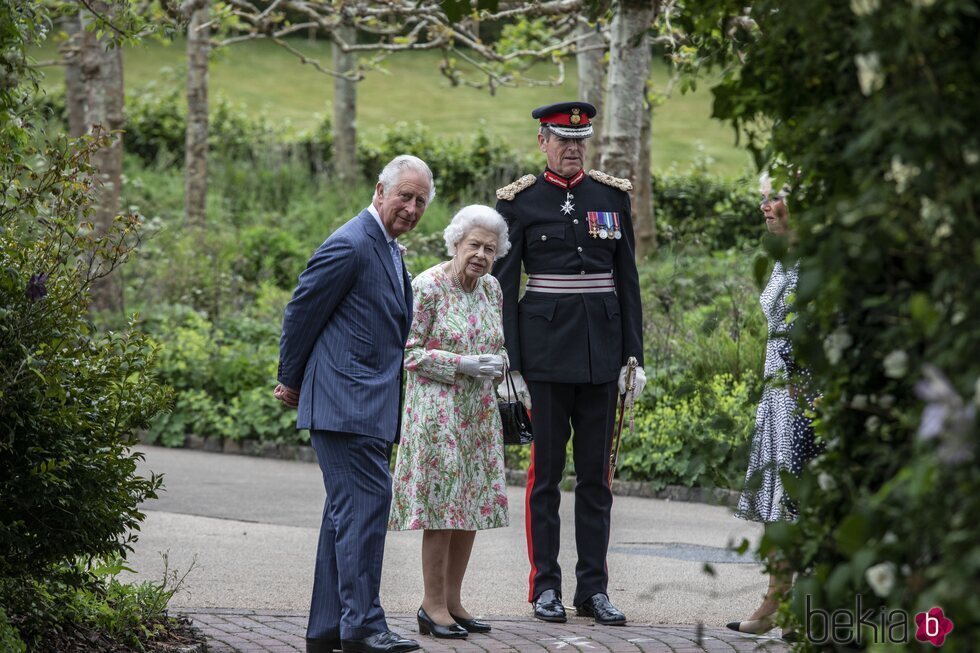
[277, 209, 412, 441]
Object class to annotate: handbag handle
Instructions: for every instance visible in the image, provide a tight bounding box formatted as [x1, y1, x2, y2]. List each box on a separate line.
[502, 363, 521, 403]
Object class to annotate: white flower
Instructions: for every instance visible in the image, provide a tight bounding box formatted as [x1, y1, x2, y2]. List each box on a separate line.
[850, 0, 880, 15]
[882, 532, 899, 545]
[866, 562, 896, 597]
[851, 394, 869, 410]
[879, 394, 896, 410]
[817, 472, 837, 491]
[965, 149, 979, 166]
[883, 350, 909, 378]
[855, 52, 885, 96]
[910, 0, 937, 7]
[866, 415, 881, 431]
[823, 327, 853, 365]
[884, 155, 921, 193]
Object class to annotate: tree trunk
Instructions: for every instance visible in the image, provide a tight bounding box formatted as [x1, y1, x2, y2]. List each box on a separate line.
[79, 3, 125, 313]
[599, 0, 655, 259]
[185, 1, 210, 227]
[61, 14, 86, 138]
[332, 24, 357, 183]
[576, 21, 606, 170]
[636, 83, 655, 255]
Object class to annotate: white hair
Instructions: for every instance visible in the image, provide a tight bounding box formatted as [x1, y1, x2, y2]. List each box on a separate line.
[444, 205, 511, 259]
[377, 155, 436, 203]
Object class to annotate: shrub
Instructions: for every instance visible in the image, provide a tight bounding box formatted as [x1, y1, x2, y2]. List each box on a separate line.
[0, 132, 169, 586]
[690, 0, 980, 646]
[143, 306, 300, 446]
[653, 169, 760, 250]
[619, 372, 755, 489]
[1, 556, 191, 651]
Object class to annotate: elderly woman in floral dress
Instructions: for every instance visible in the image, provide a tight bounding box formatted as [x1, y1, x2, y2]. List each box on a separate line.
[389, 205, 511, 641]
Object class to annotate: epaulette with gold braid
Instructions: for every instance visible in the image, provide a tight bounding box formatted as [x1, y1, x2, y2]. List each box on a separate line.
[587, 169, 633, 192]
[496, 174, 537, 201]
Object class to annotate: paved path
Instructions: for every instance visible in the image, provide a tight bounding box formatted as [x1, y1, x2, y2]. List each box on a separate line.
[125, 447, 791, 652]
[182, 608, 789, 652]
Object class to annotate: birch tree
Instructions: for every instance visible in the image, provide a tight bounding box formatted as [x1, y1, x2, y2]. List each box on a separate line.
[79, 2, 125, 312]
[599, 0, 656, 257]
[185, 0, 210, 227]
[332, 22, 357, 183]
[575, 19, 606, 170]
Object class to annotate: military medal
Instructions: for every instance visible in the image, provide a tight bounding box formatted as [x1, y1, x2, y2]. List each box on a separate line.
[587, 211, 620, 240]
[560, 191, 575, 216]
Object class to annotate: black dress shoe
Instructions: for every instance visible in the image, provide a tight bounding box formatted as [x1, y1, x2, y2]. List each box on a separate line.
[532, 589, 567, 623]
[576, 593, 626, 626]
[417, 607, 468, 639]
[450, 613, 492, 633]
[306, 636, 341, 653]
[340, 630, 421, 653]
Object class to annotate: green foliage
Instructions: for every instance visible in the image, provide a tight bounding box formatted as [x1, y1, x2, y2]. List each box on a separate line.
[1, 556, 191, 651]
[143, 306, 300, 446]
[619, 373, 754, 489]
[688, 0, 980, 647]
[1, 1, 176, 644]
[0, 607, 26, 653]
[0, 130, 168, 586]
[653, 169, 760, 250]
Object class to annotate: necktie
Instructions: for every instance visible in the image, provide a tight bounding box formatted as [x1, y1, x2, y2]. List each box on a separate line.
[388, 239, 404, 294]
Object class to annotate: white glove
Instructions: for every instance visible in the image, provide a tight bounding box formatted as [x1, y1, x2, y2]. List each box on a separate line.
[497, 370, 532, 410]
[618, 365, 647, 406]
[458, 354, 505, 379]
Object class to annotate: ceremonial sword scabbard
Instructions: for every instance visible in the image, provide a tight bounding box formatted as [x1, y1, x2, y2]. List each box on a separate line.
[608, 356, 638, 486]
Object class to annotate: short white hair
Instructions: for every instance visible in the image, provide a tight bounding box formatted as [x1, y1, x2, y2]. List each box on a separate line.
[444, 205, 511, 259]
[377, 155, 436, 203]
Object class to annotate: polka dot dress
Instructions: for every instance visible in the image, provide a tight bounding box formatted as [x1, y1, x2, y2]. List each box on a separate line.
[735, 261, 820, 523]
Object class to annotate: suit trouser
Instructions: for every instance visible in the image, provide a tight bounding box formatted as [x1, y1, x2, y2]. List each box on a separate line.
[307, 430, 391, 641]
[525, 380, 618, 606]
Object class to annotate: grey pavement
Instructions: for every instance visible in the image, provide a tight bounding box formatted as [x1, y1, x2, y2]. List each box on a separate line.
[126, 446, 790, 651]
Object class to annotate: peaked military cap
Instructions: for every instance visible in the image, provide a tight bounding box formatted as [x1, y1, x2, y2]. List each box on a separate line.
[532, 101, 597, 139]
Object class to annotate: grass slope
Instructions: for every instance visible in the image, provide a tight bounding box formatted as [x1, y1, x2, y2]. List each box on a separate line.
[35, 38, 751, 175]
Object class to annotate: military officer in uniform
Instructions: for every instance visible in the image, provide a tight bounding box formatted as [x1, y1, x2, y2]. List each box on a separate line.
[492, 101, 647, 626]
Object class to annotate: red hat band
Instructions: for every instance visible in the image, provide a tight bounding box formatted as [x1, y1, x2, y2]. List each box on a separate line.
[538, 109, 590, 127]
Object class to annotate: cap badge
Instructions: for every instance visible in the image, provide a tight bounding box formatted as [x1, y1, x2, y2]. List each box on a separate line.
[570, 108, 582, 125]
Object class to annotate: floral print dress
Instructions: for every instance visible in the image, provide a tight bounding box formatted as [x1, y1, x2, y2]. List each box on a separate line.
[389, 265, 510, 531]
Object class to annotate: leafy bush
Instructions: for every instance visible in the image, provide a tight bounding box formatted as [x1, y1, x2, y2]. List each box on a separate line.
[143, 306, 300, 446]
[618, 373, 755, 489]
[0, 131, 168, 586]
[2, 1, 172, 643]
[1, 556, 191, 651]
[653, 169, 760, 250]
[689, 0, 980, 647]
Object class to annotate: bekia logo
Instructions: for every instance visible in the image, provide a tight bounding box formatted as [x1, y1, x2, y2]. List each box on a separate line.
[915, 607, 954, 647]
[805, 595, 954, 646]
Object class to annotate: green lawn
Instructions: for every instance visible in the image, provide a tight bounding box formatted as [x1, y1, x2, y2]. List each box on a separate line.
[35, 38, 752, 176]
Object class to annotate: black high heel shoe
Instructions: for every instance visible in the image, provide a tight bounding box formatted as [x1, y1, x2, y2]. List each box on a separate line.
[417, 607, 468, 639]
[450, 613, 492, 634]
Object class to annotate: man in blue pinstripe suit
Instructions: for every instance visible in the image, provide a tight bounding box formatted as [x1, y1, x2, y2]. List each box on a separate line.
[275, 155, 433, 653]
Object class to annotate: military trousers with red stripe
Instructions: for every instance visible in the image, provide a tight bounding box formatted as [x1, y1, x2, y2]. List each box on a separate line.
[525, 379, 619, 607]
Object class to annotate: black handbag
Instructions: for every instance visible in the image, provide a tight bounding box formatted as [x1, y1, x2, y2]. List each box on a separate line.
[498, 368, 533, 446]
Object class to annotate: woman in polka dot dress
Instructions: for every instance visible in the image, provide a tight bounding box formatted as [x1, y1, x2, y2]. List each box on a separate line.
[728, 176, 819, 638]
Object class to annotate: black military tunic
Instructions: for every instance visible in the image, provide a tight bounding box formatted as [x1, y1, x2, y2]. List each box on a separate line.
[492, 167, 644, 607]
[493, 169, 644, 382]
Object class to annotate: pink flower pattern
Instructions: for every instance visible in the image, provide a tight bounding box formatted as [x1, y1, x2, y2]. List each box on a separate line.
[389, 265, 509, 531]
